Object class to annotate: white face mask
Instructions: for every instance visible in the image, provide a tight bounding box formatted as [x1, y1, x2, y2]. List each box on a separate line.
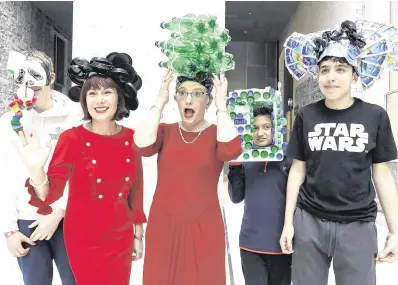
[7, 50, 50, 88]
[7, 50, 51, 107]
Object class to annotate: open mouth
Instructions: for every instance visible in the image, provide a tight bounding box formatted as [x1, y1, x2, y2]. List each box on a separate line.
[94, 107, 109, 114]
[184, 108, 195, 118]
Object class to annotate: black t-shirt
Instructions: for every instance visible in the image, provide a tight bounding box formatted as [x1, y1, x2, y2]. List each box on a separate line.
[287, 98, 397, 223]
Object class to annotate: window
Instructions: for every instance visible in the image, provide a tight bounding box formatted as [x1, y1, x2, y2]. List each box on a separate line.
[53, 31, 68, 93]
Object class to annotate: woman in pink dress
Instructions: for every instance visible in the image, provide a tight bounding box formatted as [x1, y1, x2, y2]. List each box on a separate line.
[15, 53, 147, 285]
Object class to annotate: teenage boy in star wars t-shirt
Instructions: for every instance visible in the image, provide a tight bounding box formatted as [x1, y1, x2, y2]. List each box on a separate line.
[279, 20, 398, 285]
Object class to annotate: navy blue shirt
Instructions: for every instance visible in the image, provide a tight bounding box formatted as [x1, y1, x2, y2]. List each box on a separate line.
[227, 157, 292, 253]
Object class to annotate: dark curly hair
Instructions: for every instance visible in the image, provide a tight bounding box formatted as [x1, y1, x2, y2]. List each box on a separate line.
[253, 106, 273, 118]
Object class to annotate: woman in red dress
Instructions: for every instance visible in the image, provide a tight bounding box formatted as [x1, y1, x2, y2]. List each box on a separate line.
[15, 53, 147, 285]
[134, 69, 242, 285]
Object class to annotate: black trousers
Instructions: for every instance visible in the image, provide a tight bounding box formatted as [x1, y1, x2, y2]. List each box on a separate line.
[240, 248, 291, 285]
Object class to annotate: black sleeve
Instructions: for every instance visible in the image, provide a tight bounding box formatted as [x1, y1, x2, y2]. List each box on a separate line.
[287, 110, 306, 161]
[227, 165, 245, 203]
[372, 110, 397, 163]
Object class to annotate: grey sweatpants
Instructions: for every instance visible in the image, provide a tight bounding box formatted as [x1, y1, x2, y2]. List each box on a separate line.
[292, 207, 377, 285]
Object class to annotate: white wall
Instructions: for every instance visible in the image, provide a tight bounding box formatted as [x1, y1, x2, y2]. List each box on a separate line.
[73, 1, 227, 284]
[73, 0, 226, 210]
[278, 1, 392, 109]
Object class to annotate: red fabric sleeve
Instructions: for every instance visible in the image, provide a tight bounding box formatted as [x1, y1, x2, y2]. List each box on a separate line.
[129, 148, 147, 224]
[134, 123, 166, 157]
[216, 136, 242, 161]
[26, 129, 77, 215]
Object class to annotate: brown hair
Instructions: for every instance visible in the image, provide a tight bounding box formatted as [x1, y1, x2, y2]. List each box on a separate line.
[80, 75, 129, 121]
[22, 49, 54, 73]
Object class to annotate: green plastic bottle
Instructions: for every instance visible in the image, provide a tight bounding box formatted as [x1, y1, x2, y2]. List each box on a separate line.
[158, 56, 198, 78]
[179, 14, 218, 32]
[156, 39, 199, 54]
[161, 18, 208, 37]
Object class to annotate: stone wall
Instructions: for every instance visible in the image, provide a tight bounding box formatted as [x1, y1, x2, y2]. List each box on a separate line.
[0, 1, 72, 117]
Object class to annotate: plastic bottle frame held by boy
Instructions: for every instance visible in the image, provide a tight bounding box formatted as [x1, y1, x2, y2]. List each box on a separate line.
[228, 106, 293, 285]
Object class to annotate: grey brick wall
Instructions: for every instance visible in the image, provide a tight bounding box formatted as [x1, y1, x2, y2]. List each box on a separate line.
[0, 1, 72, 117]
[293, 75, 324, 116]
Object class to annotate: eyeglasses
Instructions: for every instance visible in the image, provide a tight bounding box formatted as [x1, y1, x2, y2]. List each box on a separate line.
[175, 91, 207, 101]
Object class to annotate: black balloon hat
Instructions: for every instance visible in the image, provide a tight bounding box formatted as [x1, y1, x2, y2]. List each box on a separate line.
[68, 52, 142, 111]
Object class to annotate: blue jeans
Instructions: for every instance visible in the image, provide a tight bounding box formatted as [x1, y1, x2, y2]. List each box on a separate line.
[17, 219, 75, 285]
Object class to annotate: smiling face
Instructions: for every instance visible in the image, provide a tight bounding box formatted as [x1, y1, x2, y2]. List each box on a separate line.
[318, 57, 358, 101]
[80, 75, 127, 122]
[252, 107, 273, 147]
[175, 81, 210, 130]
[85, 87, 118, 122]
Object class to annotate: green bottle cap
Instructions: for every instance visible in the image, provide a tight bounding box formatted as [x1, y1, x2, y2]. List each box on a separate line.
[261, 151, 268, 158]
[243, 134, 251, 142]
[245, 142, 252, 149]
[240, 91, 248, 99]
[263, 92, 270, 99]
[243, 153, 250, 160]
[230, 112, 236, 119]
[253, 92, 261, 99]
[271, 145, 279, 153]
[252, 150, 259, 157]
[269, 153, 275, 159]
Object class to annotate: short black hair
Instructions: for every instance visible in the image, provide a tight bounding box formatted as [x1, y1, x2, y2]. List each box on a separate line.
[253, 106, 272, 118]
[318, 56, 356, 74]
[80, 75, 129, 121]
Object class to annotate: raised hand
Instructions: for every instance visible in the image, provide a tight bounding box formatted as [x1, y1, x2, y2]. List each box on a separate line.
[158, 68, 174, 106]
[13, 129, 52, 176]
[212, 72, 229, 111]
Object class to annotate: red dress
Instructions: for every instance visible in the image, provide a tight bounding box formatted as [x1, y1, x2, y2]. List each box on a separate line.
[26, 125, 147, 285]
[135, 123, 242, 285]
